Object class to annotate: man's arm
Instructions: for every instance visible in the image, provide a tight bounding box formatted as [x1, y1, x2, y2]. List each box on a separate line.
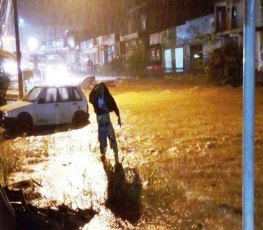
[109, 94, 121, 126]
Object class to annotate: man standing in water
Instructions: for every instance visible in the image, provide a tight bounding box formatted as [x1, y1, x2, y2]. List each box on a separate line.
[89, 82, 121, 164]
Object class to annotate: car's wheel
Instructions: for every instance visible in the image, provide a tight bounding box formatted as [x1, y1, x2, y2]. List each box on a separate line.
[15, 113, 33, 135]
[72, 110, 88, 128]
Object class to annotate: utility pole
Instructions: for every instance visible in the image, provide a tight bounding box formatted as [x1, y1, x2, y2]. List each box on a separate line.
[243, 0, 255, 229]
[12, 0, 24, 99]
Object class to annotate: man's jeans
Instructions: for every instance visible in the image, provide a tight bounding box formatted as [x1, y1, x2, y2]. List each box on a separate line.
[97, 114, 118, 162]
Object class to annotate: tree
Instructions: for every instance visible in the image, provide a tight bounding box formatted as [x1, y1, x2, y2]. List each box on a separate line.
[207, 41, 243, 87]
[126, 45, 147, 78]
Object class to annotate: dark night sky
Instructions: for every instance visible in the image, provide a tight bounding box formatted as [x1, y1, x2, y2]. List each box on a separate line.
[17, 0, 217, 36]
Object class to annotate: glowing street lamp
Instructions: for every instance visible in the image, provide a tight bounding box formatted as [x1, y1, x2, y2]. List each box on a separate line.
[18, 18, 24, 28]
[27, 37, 38, 53]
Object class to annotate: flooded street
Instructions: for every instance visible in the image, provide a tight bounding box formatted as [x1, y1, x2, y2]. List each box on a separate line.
[0, 0, 262, 228]
[1, 80, 263, 229]
[7, 113, 136, 229]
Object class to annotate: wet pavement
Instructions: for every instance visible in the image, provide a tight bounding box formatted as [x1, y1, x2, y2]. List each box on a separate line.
[6, 114, 141, 229]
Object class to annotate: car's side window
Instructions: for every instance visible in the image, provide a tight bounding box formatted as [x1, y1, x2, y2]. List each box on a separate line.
[57, 87, 82, 102]
[58, 87, 70, 102]
[73, 88, 82, 101]
[67, 87, 76, 101]
[39, 88, 58, 103]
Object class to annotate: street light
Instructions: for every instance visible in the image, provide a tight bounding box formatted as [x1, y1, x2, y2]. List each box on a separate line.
[18, 18, 24, 28]
[27, 37, 38, 53]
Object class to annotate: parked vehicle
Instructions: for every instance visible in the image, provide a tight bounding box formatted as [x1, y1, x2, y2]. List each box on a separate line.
[0, 85, 89, 134]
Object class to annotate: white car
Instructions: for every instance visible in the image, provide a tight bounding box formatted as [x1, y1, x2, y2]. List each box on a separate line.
[0, 85, 89, 134]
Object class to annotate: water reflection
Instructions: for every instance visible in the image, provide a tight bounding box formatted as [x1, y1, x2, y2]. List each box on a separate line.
[102, 161, 142, 224]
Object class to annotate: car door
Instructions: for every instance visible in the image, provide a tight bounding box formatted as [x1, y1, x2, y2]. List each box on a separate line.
[36, 87, 59, 125]
[56, 87, 70, 123]
[57, 87, 84, 124]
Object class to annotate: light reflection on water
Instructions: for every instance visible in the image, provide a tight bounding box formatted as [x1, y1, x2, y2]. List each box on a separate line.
[33, 151, 107, 210]
[9, 119, 142, 229]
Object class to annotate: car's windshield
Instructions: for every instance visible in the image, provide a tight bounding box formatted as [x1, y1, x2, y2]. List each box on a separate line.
[23, 87, 43, 102]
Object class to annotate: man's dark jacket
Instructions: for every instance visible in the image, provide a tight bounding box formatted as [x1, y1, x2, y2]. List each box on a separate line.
[89, 82, 120, 117]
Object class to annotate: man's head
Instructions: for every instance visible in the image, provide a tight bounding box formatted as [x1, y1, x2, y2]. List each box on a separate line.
[95, 82, 109, 96]
[89, 81, 110, 104]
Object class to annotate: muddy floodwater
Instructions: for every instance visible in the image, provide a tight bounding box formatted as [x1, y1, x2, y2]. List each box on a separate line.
[2, 80, 263, 229]
[5, 112, 140, 229]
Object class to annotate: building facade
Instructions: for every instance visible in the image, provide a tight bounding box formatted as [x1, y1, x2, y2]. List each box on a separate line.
[80, 33, 119, 73]
[214, 0, 263, 72]
[1, 0, 263, 76]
